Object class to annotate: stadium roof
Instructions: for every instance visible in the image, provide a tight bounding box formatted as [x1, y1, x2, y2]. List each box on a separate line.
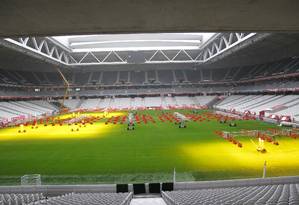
[1, 32, 257, 67]
[1, 33, 299, 72]
[0, 0, 299, 37]
[52, 33, 215, 52]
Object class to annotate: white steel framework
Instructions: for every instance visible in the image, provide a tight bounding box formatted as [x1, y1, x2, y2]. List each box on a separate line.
[1, 33, 257, 66]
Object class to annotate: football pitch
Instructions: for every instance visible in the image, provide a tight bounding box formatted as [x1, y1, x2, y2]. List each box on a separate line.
[0, 110, 298, 185]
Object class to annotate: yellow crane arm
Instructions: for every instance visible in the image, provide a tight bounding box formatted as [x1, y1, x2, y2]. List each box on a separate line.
[55, 67, 70, 110]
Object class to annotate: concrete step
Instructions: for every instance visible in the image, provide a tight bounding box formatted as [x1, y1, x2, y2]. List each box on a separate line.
[130, 197, 167, 205]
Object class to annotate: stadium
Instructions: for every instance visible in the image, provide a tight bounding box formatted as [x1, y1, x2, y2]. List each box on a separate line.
[0, 1, 299, 204]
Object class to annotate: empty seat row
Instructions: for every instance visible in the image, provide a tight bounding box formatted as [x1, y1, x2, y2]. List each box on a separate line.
[214, 95, 299, 121]
[162, 183, 299, 205]
[28, 192, 132, 205]
[63, 96, 215, 110]
[0, 101, 58, 121]
[0, 193, 44, 205]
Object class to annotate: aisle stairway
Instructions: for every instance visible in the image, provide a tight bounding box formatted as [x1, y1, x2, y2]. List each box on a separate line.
[130, 195, 167, 205]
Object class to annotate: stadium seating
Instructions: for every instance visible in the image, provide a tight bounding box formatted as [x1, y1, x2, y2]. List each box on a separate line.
[144, 97, 162, 107]
[27, 192, 132, 205]
[164, 97, 177, 107]
[131, 97, 144, 108]
[60, 96, 215, 111]
[0, 192, 132, 205]
[80, 99, 101, 109]
[0, 101, 57, 121]
[194, 96, 216, 106]
[98, 98, 112, 109]
[1, 177, 298, 205]
[63, 99, 81, 110]
[162, 183, 299, 205]
[0, 193, 44, 205]
[232, 95, 275, 112]
[246, 96, 298, 113]
[274, 102, 299, 121]
[1, 78, 298, 98]
[111, 98, 132, 109]
[214, 95, 299, 121]
[0, 57, 298, 89]
[174, 96, 194, 106]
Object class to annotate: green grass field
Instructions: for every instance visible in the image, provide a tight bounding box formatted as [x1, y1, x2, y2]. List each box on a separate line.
[0, 109, 298, 185]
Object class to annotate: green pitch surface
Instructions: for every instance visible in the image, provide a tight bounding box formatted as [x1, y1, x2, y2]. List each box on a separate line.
[0, 110, 298, 185]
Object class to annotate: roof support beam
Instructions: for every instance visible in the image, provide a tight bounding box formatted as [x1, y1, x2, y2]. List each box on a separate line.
[2, 33, 259, 66]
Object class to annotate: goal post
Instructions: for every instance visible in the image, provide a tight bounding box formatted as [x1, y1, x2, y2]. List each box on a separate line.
[21, 174, 41, 185]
